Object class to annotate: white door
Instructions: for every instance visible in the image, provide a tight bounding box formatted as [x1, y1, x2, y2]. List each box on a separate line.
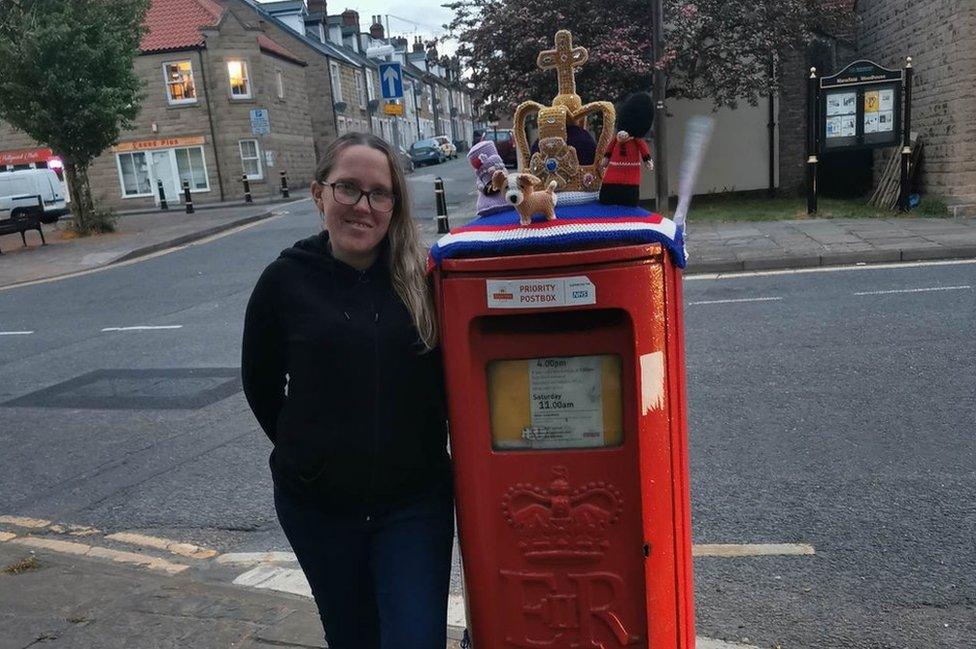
[150, 150, 181, 205]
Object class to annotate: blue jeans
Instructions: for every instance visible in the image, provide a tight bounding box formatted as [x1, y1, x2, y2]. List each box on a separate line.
[274, 485, 455, 649]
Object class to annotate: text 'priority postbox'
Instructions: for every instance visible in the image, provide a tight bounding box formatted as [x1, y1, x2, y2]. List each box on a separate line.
[435, 243, 694, 649]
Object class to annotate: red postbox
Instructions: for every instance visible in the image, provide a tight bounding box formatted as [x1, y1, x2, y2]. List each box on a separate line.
[434, 242, 694, 649]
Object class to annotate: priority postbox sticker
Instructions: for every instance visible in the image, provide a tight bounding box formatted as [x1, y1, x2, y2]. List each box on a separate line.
[486, 276, 596, 309]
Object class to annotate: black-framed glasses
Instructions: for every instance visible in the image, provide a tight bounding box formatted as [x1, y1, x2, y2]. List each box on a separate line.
[329, 181, 396, 212]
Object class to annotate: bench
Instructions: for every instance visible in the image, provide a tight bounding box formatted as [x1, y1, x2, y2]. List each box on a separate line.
[0, 209, 46, 254]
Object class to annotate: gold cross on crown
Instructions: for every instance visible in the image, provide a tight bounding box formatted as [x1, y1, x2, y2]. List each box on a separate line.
[537, 30, 588, 109]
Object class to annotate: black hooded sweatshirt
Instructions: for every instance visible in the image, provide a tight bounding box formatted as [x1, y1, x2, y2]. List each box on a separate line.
[242, 231, 450, 513]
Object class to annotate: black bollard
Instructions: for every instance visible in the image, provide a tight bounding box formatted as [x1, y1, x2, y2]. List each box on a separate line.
[242, 174, 253, 204]
[434, 177, 449, 234]
[157, 179, 169, 210]
[279, 171, 290, 199]
[183, 180, 194, 214]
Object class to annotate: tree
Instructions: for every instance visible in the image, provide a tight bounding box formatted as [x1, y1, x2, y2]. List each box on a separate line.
[446, 0, 843, 117]
[0, 0, 150, 231]
[446, 0, 653, 120]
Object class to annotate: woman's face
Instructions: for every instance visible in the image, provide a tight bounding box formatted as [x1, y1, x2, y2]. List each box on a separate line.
[312, 144, 395, 269]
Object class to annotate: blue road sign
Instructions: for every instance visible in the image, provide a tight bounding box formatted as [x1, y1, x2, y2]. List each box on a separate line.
[378, 62, 403, 99]
[250, 108, 270, 135]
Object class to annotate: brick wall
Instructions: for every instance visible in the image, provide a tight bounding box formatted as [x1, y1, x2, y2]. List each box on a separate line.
[858, 0, 976, 201]
[222, 0, 337, 165]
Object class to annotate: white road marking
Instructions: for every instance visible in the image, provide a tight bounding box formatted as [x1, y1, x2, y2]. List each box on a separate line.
[233, 564, 312, 598]
[0, 331, 33, 336]
[101, 325, 183, 332]
[687, 257, 976, 281]
[854, 285, 971, 296]
[693, 543, 815, 557]
[687, 297, 783, 306]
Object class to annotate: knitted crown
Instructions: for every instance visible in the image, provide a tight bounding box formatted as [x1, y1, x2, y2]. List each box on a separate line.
[513, 30, 616, 194]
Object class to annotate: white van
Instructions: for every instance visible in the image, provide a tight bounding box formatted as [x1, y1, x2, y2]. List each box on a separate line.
[0, 168, 69, 224]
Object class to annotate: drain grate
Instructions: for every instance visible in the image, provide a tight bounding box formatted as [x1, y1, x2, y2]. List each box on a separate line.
[4, 368, 242, 410]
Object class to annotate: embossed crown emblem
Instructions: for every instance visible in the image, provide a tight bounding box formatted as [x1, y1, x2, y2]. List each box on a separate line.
[513, 30, 616, 193]
[501, 466, 623, 564]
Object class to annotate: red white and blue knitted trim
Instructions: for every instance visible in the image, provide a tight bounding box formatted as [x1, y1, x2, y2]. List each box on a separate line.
[427, 203, 686, 269]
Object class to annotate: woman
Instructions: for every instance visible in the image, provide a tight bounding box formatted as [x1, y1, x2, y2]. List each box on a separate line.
[242, 132, 453, 649]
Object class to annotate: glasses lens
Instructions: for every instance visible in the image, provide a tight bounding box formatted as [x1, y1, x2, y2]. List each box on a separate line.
[369, 191, 395, 211]
[333, 183, 361, 205]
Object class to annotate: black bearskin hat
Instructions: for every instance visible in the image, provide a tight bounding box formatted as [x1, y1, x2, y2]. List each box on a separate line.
[616, 92, 654, 139]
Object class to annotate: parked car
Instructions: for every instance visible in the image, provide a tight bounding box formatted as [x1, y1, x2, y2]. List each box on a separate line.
[432, 135, 457, 159]
[482, 129, 517, 167]
[396, 145, 415, 174]
[409, 139, 446, 167]
[0, 168, 69, 224]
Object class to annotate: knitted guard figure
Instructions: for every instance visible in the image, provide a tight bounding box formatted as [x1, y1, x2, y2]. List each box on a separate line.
[599, 92, 654, 207]
[468, 140, 510, 216]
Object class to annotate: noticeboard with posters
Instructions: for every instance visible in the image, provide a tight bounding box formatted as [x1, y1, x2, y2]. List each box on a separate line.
[820, 60, 903, 152]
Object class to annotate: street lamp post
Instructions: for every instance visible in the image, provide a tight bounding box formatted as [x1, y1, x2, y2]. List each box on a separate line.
[652, 0, 669, 217]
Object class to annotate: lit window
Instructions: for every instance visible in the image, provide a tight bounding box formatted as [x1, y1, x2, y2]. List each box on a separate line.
[275, 69, 284, 99]
[117, 152, 152, 196]
[228, 59, 251, 98]
[175, 147, 209, 191]
[239, 139, 262, 179]
[164, 61, 196, 104]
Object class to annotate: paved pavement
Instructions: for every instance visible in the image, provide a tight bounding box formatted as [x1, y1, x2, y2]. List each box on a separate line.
[0, 523, 754, 649]
[3, 197, 976, 288]
[688, 216, 976, 272]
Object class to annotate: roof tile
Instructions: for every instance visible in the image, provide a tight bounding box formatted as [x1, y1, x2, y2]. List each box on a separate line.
[141, 0, 224, 53]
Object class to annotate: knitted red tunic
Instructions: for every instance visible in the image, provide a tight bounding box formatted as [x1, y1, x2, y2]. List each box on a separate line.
[602, 138, 650, 186]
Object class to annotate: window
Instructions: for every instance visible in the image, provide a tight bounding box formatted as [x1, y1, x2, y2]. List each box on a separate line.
[330, 62, 343, 102]
[164, 61, 196, 104]
[175, 147, 209, 191]
[117, 152, 153, 197]
[365, 71, 375, 101]
[227, 59, 251, 98]
[239, 140, 262, 179]
[275, 69, 285, 99]
[356, 71, 367, 108]
[337, 116, 347, 134]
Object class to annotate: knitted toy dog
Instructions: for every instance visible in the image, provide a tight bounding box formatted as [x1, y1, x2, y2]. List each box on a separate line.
[492, 171, 558, 225]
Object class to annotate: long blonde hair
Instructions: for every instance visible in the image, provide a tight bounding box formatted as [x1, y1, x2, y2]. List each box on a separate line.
[314, 132, 437, 349]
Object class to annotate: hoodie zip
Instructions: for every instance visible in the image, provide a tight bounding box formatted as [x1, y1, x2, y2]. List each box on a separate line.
[364, 269, 381, 521]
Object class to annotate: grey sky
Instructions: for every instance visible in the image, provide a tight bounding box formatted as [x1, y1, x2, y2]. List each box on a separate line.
[258, 1, 458, 53]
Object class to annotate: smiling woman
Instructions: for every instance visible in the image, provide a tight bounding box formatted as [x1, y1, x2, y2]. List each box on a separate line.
[241, 132, 453, 648]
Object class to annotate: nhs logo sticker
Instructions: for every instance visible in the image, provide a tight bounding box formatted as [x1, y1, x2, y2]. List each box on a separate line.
[565, 277, 596, 305]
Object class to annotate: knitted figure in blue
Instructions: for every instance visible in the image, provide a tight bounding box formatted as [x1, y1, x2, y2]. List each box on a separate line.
[467, 140, 510, 216]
